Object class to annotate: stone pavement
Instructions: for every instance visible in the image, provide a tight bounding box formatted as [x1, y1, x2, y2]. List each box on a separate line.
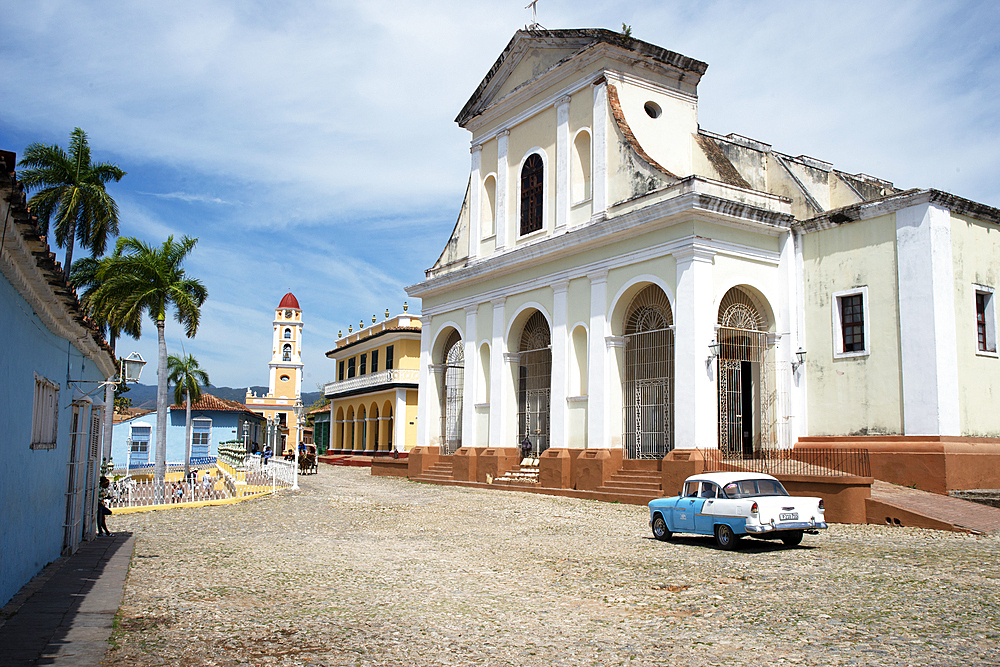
[0, 533, 134, 666]
[103, 467, 1000, 667]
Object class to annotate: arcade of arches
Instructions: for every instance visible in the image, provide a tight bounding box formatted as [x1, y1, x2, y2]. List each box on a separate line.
[417, 282, 785, 467]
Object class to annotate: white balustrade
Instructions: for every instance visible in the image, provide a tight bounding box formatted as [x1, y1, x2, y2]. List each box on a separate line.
[323, 368, 419, 397]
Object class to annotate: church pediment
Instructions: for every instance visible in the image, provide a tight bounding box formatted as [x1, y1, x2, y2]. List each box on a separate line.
[455, 29, 708, 128]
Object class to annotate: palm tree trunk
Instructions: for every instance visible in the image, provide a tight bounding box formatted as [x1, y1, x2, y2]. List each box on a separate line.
[184, 389, 192, 478]
[63, 218, 76, 281]
[154, 318, 168, 503]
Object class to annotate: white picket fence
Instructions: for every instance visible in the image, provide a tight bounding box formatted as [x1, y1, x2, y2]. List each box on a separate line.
[104, 455, 295, 510]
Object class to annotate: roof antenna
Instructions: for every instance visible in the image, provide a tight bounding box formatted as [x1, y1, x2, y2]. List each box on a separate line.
[525, 0, 544, 30]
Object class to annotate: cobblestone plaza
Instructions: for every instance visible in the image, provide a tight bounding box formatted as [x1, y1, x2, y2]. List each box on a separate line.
[105, 467, 999, 666]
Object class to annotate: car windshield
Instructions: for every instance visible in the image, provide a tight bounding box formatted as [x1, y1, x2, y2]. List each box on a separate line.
[722, 479, 790, 499]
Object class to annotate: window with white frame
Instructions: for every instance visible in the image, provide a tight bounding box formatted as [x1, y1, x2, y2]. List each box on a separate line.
[129, 424, 150, 465]
[191, 419, 211, 457]
[976, 286, 996, 354]
[31, 373, 59, 449]
[832, 287, 870, 358]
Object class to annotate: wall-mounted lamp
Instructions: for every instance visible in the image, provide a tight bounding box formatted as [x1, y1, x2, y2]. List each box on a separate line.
[707, 341, 721, 361]
[793, 348, 807, 372]
[70, 351, 146, 398]
[121, 352, 147, 383]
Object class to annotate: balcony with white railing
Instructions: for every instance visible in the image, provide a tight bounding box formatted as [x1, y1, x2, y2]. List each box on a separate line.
[324, 368, 419, 397]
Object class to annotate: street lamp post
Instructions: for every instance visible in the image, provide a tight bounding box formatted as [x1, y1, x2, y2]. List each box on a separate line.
[292, 399, 303, 491]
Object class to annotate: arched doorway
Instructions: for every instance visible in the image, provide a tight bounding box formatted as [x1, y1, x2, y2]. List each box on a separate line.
[517, 311, 551, 456]
[623, 285, 674, 459]
[716, 287, 776, 459]
[440, 330, 464, 455]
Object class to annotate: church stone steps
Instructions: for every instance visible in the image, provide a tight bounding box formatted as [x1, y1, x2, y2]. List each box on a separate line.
[416, 461, 455, 483]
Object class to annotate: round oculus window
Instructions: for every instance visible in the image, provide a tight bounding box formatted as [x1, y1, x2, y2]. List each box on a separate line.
[644, 101, 662, 119]
[280, 375, 290, 382]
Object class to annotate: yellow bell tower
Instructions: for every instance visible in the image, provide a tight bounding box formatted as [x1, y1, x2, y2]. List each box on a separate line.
[245, 293, 304, 454]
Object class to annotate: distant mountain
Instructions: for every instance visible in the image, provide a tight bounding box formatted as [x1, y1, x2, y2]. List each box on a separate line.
[120, 384, 324, 411]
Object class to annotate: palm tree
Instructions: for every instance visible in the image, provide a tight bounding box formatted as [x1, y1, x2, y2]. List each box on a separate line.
[70, 256, 143, 467]
[92, 236, 208, 502]
[167, 353, 210, 478]
[18, 128, 126, 279]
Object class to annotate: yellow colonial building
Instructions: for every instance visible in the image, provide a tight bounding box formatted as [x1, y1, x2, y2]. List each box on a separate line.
[245, 292, 305, 454]
[323, 310, 420, 454]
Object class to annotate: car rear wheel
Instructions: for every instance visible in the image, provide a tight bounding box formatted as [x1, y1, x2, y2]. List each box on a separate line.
[715, 524, 741, 550]
[651, 514, 672, 542]
[781, 530, 803, 547]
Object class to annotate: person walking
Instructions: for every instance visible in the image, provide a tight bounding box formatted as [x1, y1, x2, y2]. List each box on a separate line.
[98, 499, 112, 535]
[202, 471, 213, 500]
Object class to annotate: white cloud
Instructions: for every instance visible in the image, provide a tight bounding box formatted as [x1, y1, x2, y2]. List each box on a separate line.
[4, 0, 1000, 386]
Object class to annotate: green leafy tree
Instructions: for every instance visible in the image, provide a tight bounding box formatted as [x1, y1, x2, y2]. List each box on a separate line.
[92, 236, 207, 501]
[19, 128, 126, 279]
[167, 352, 210, 477]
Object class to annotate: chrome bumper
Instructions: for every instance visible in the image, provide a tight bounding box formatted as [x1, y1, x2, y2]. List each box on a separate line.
[745, 520, 828, 533]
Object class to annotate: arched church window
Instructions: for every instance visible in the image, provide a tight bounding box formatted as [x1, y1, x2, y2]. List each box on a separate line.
[284, 328, 292, 339]
[283, 344, 291, 361]
[520, 153, 543, 236]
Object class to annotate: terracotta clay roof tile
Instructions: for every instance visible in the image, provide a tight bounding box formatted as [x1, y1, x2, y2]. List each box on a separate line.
[169, 393, 260, 415]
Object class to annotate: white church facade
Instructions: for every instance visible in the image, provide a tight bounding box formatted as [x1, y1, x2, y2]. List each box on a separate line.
[405, 29, 1000, 495]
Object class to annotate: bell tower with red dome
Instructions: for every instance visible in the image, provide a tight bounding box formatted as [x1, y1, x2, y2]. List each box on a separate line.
[245, 293, 304, 454]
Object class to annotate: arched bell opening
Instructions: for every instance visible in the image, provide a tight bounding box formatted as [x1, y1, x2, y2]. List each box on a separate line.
[622, 285, 674, 459]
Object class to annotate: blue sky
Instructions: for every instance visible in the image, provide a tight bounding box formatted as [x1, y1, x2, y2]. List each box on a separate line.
[3, 0, 999, 389]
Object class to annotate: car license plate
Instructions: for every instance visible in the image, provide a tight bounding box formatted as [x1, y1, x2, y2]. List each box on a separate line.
[779, 512, 798, 521]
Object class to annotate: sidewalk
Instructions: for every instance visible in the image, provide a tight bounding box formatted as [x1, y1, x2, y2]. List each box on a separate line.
[0, 533, 134, 666]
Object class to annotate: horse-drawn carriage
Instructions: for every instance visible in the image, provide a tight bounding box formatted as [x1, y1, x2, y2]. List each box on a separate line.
[298, 445, 318, 474]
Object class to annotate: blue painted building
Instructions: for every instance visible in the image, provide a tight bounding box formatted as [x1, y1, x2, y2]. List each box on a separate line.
[110, 394, 265, 470]
[0, 151, 117, 606]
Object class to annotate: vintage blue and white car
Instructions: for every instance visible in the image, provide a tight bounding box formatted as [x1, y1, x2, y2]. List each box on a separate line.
[648, 472, 827, 549]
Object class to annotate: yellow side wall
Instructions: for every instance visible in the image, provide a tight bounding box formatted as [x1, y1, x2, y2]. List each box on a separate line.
[800, 214, 903, 435]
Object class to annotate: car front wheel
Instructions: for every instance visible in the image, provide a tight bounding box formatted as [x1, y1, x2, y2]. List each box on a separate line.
[715, 524, 741, 550]
[781, 530, 803, 547]
[651, 514, 672, 542]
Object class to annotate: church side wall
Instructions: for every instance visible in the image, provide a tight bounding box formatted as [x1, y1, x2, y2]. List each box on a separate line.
[800, 214, 903, 436]
[951, 214, 1000, 436]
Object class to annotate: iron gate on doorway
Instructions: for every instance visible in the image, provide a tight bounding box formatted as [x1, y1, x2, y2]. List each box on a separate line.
[716, 327, 788, 459]
[517, 312, 551, 457]
[622, 285, 675, 459]
[623, 328, 674, 459]
[440, 331, 464, 455]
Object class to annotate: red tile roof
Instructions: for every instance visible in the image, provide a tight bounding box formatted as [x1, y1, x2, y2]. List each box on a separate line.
[169, 394, 261, 415]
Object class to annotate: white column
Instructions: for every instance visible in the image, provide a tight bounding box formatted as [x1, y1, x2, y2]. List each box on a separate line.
[896, 202, 960, 435]
[462, 305, 478, 449]
[587, 271, 608, 448]
[495, 130, 510, 250]
[555, 95, 571, 233]
[415, 316, 433, 449]
[394, 387, 408, 452]
[674, 244, 718, 449]
[592, 78, 608, 217]
[490, 298, 507, 447]
[469, 144, 483, 260]
[786, 228, 807, 443]
[550, 281, 569, 448]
